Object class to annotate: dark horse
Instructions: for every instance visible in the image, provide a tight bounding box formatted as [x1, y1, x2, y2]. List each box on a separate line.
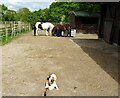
[52, 24, 71, 37]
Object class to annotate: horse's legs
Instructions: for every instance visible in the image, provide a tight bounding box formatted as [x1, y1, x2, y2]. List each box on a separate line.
[36, 28, 38, 36]
[49, 30, 52, 36]
[49, 27, 54, 36]
[46, 30, 49, 36]
[34, 26, 36, 36]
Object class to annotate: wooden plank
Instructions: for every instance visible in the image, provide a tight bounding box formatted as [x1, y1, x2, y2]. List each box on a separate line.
[103, 18, 113, 44]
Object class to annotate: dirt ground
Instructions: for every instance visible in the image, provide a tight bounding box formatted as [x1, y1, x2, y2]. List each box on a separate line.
[1, 31, 119, 96]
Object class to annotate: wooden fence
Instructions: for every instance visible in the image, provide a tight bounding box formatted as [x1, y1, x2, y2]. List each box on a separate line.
[0, 21, 31, 41]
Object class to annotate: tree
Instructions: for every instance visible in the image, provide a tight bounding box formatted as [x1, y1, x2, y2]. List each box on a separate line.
[61, 15, 66, 23]
[2, 10, 17, 21]
[0, 2, 100, 24]
[49, 2, 80, 22]
[39, 8, 50, 22]
[49, 2, 100, 23]
[78, 3, 100, 12]
[0, 4, 8, 21]
[0, 4, 8, 15]
[17, 8, 31, 22]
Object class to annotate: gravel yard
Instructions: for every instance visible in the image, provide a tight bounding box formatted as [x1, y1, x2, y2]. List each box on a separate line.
[1, 31, 118, 96]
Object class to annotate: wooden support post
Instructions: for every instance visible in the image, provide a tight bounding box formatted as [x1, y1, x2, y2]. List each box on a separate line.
[5, 28, 8, 41]
[16, 21, 18, 35]
[11, 21, 13, 38]
[29, 23, 31, 31]
[14, 21, 15, 37]
[19, 21, 22, 33]
[11, 28, 14, 38]
[5, 22, 8, 41]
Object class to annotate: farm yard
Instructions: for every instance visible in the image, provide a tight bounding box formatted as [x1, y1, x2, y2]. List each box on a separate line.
[1, 30, 118, 96]
[0, 2, 120, 97]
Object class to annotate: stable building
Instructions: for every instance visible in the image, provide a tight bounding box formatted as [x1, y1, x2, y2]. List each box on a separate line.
[98, 2, 120, 46]
[70, 11, 100, 33]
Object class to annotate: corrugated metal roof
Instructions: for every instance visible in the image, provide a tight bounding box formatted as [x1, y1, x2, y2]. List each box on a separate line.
[72, 11, 99, 18]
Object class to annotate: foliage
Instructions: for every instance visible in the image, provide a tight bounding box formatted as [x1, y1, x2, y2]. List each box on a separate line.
[61, 15, 66, 23]
[2, 10, 17, 21]
[49, 2, 81, 22]
[0, 27, 31, 45]
[17, 8, 31, 22]
[0, 4, 8, 21]
[0, 4, 8, 15]
[0, 2, 100, 25]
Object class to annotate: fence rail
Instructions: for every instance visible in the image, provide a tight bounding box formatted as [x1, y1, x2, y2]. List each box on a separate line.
[0, 21, 31, 41]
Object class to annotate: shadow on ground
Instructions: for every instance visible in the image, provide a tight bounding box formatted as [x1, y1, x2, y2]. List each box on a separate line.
[72, 38, 119, 84]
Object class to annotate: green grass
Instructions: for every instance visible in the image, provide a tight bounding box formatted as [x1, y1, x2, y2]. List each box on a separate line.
[0, 29, 32, 46]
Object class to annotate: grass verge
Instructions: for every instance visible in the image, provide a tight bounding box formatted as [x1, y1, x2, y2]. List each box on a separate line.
[0, 30, 32, 46]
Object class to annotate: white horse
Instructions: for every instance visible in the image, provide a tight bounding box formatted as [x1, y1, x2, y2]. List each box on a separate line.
[34, 22, 54, 36]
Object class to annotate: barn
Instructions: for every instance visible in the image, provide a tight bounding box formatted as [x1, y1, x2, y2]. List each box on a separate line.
[70, 11, 100, 33]
[98, 2, 120, 46]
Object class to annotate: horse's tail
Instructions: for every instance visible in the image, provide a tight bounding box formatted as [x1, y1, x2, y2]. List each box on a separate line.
[34, 24, 36, 36]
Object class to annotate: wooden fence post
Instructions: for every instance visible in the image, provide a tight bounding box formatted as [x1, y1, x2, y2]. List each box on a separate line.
[10, 21, 13, 38]
[5, 28, 8, 41]
[16, 21, 18, 35]
[5, 22, 8, 41]
[19, 21, 22, 33]
[22, 22, 24, 33]
[14, 21, 16, 37]
[0, 22, 2, 41]
[25, 23, 26, 31]
[11, 27, 15, 38]
[29, 23, 31, 31]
